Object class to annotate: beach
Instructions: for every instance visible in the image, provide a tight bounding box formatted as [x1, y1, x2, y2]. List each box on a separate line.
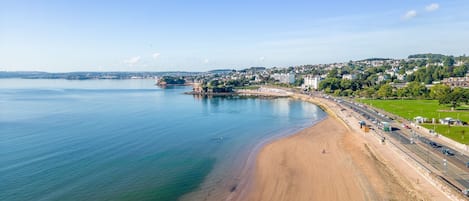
[229, 90, 452, 201]
[241, 116, 420, 200]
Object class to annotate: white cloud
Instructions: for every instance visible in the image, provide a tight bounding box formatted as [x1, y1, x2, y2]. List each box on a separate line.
[203, 59, 209, 64]
[124, 56, 141, 65]
[426, 3, 440, 12]
[402, 10, 417, 20]
[259, 56, 265, 61]
[152, 52, 161, 59]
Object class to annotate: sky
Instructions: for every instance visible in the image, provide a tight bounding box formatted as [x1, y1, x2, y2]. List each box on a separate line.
[1, 0, 469, 72]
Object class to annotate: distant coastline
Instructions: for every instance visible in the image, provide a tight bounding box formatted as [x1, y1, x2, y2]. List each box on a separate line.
[0, 71, 203, 80]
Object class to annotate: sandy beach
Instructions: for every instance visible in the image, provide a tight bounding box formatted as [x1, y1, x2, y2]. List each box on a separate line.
[226, 89, 456, 201]
[241, 116, 426, 201]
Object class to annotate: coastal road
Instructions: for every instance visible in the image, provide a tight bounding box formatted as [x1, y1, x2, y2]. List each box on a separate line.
[337, 99, 469, 195]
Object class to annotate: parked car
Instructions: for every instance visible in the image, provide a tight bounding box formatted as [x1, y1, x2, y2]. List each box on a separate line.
[466, 162, 469, 168]
[442, 148, 455, 156]
[429, 141, 442, 148]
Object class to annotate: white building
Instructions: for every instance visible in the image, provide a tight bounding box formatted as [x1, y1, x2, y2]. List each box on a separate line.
[302, 76, 322, 90]
[396, 74, 406, 81]
[342, 74, 357, 80]
[377, 75, 387, 83]
[272, 73, 295, 84]
[455, 60, 465, 66]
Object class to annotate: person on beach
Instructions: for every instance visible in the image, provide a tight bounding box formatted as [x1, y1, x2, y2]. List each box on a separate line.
[322, 149, 326, 154]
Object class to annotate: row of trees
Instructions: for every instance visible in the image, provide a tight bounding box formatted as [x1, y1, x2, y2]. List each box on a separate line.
[373, 82, 428, 99]
[318, 74, 469, 107]
[430, 84, 469, 108]
[406, 64, 469, 84]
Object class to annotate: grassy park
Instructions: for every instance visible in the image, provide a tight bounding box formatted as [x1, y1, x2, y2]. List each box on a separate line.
[420, 124, 469, 144]
[357, 99, 469, 144]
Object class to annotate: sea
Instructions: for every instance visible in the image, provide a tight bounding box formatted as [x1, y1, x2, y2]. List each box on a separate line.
[0, 79, 327, 201]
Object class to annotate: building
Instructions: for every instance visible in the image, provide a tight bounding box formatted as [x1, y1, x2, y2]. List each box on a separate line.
[440, 117, 456, 125]
[302, 75, 322, 90]
[342, 74, 357, 80]
[441, 75, 469, 88]
[272, 73, 295, 84]
[396, 74, 406, 81]
[455, 61, 465, 66]
[377, 75, 387, 83]
[414, 116, 427, 124]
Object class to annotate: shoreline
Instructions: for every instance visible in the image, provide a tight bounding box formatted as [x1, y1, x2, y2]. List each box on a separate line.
[224, 116, 327, 201]
[181, 87, 453, 201]
[180, 107, 327, 201]
[181, 88, 365, 200]
[241, 116, 378, 200]
[229, 87, 450, 201]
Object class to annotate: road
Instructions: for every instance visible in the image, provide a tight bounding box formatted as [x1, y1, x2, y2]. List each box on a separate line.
[337, 99, 469, 196]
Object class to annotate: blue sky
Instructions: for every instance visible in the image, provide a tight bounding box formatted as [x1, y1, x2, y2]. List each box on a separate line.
[1, 0, 469, 72]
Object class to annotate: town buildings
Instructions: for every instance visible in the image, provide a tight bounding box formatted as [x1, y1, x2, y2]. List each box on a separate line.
[271, 73, 295, 84]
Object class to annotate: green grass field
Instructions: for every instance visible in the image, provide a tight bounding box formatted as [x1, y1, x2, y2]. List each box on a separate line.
[357, 99, 469, 144]
[357, 99, 469, 122]
[421, 124, 469, 144]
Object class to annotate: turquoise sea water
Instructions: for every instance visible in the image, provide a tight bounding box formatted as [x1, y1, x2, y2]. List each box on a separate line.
[0, 79, 326, 201]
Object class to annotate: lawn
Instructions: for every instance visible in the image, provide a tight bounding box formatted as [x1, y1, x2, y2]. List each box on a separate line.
[357, 99, 469, 144]
[421, 124, 469, 145]
[357, 99, 469, 123]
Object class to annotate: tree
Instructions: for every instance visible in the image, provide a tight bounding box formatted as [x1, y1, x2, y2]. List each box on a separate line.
[208, 79, 220, 87]
[339, 79, 352, 90]
[453, 65, 468, 77]
[327, 68, 339, 78]
[319, 78, 341, 92]
[361, 87, 377, 98]
[405, 82, 428, 98]
[440, 87, 465, 108]
[294, 77, 304, 86]
[377, 84, 393, 99]
[444, 56, 455, 67]
[430, 84, 451, 100]
[397, 87, 410, 98]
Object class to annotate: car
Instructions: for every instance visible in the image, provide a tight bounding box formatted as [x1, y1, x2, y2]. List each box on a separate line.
[429, 141, 442, 148]
[402, 124, 411, 129]
[466, 162, 469, 168]
[442, 148, 455, 156]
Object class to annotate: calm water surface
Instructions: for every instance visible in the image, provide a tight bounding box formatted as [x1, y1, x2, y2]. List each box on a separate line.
[0, 79, 326, 201]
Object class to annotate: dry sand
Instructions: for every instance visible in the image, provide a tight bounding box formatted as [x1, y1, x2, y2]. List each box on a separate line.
[242, 116, 428, 201]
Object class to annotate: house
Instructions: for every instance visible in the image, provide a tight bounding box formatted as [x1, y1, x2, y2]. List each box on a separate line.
[377, 75, 387, 83]
[302, 75, 322, 90]
[441, 76, 469, 88]
[396, 74, 406, 81]
[342, 74, 356, 80]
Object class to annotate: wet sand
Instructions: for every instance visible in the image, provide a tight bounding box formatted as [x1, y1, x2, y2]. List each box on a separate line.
[242, 116, 427, 201]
